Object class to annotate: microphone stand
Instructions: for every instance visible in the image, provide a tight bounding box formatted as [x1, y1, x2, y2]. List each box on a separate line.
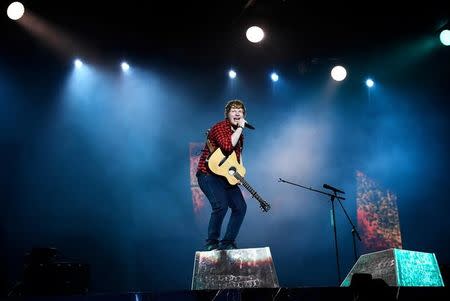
[335, 196, 362, 263]
[278, 178, 346, 285]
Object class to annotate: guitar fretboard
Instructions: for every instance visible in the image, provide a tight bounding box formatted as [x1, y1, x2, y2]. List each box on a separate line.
[234, 172, 270, 212]
[234, 173, 257, 195]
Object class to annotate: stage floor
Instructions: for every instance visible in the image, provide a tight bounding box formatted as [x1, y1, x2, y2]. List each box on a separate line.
[5, 286, 449, 301]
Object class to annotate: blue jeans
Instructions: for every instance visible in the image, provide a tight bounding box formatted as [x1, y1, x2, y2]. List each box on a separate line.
[197, 173, 247, 244]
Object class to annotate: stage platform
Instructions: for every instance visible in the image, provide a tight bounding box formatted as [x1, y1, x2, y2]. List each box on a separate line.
[3, 287, 449, 301]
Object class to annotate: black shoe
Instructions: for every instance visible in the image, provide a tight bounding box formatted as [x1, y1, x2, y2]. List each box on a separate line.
[204, 240, 219, 251]
[218, 241, 238, 250]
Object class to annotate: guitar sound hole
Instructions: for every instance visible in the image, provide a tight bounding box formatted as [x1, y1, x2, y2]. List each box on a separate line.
[228, 166, 236, 176]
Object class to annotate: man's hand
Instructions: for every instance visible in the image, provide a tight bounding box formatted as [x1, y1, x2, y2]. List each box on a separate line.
[238, 119, 247, 128]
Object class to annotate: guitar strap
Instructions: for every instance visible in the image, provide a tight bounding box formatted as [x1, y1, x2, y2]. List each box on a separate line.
[206, 138, 216, 154]
[205, 129, 216, 157]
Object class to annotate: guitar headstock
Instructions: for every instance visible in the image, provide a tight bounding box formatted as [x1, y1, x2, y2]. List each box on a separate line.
[236, 176, 271, 213]
[259, 200, 271, 212]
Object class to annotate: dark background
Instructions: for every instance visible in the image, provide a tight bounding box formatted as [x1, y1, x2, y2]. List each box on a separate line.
[1, 0, 449, 294]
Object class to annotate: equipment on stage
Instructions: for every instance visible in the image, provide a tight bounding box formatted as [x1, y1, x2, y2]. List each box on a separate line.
[191, 247, 279, 290]
[323, 183, 345, 194]
[279, 178, 357, 285]
[243, 121, 255, 130]
[13, 247, 90, 296]
[341, 248, 445, 287]
[208, 148, 271, 212]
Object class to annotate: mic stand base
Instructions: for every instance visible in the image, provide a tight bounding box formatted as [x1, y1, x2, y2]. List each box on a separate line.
[331, 195, 341, 285]
[351, 228, 358, 263]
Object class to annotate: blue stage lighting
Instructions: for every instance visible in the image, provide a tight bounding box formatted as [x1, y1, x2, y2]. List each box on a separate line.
[440, 29, 450, 46]
[121, 62, 130, 72]
[366, 79, 374, 88]
[271, 72, 279, 82]
[74, 59, 83, 68]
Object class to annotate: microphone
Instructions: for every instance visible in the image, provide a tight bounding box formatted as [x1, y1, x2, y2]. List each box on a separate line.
[244, 122, 255, 130]
[323, 183, 345, 194]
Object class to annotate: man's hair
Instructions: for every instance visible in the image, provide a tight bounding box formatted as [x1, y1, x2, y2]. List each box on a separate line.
[224, 99, 246, 118]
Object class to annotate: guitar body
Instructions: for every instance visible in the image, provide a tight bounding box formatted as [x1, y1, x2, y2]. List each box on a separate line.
[207, 148, 271, 212]
[208, 148, 246, 185]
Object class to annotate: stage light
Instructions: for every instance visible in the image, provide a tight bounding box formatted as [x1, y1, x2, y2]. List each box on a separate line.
[439, 29, 450, 46]
[7, 2, 25, 20]
[228, 70, 237, 79]
[331, 65, 347, 81]
[246, 26, 264, 43]
[121, 62, 130, 72]
[74, 59, 83, 68]
[270, 72, 279, 82]
[366, 79, 374, 88]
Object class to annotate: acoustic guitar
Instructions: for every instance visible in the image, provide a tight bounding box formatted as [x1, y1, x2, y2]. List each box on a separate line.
[208, 148, 271, 212]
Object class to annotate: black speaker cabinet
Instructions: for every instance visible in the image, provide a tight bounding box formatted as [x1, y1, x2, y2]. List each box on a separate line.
[23, 261, 90, 295]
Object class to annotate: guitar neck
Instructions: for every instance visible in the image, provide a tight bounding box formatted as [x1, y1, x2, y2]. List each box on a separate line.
[234, 172, 271, 212]
[234, 172, 261, 199]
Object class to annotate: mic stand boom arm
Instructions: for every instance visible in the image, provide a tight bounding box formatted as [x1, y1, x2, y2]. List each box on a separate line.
[278, 178, 345, 285]
[278, 178, 345, 201]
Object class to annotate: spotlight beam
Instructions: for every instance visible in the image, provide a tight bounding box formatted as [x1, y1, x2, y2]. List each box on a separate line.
[12, 8, 100, 62]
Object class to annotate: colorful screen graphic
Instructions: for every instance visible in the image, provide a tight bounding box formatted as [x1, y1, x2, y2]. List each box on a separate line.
[190, 142, 208, 214]
[356, 170, 402, 252]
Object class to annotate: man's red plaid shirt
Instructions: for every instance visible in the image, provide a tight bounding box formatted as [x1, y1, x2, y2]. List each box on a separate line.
[197, 119, 244, 175]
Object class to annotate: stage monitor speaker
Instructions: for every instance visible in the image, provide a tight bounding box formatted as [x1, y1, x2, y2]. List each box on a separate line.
[341, 248, 445, 287]
[23, 261, 90, 295]
[20, 247, 90, 296]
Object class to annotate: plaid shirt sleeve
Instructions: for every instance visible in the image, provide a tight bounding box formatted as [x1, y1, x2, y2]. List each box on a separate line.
[197, 120, 244, 174]
[209, 121, 234, 153]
